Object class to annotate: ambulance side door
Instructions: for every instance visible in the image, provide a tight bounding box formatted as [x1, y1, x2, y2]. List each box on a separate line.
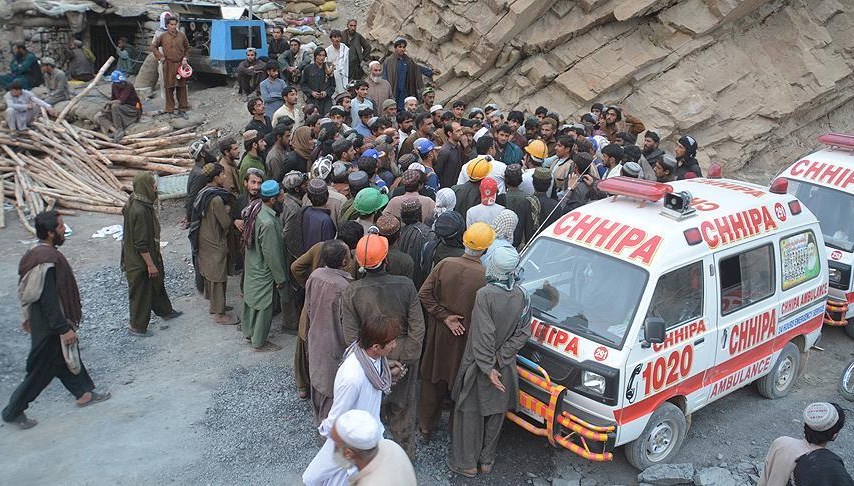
[775, 228, 826, 345]
[623, 260, 713, 414]
[707, 242, 778, 400]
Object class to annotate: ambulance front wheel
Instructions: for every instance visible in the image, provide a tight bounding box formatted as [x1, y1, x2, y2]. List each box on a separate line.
[756, 342, 800, 399]
[624, 402, 687, 470]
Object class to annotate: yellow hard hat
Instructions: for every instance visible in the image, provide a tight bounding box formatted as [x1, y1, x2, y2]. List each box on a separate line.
[466, 157, 493, 181]
[525, 139, 548, 160]
[463, 222, 496, 251]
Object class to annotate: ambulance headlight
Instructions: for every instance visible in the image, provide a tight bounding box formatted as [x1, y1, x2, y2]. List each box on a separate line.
[582, 371, 606, 395]
[828, 262, 851, 290]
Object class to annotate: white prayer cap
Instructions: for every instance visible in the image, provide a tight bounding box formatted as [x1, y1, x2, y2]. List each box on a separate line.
[369, 60, 381, 69]
[335, 410, 382, 450]
[804, 402, 839, 431]
[404, 96, 417, 105]
[430, 104, 443, 114]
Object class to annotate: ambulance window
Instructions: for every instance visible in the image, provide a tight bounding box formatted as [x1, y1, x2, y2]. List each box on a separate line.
[719, 244, 775, 315]
[780, 231, 821, 291]
[646, 262, 703, 329]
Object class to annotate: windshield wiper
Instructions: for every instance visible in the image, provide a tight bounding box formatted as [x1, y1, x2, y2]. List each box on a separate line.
[564, 314, 612, 342]
[534, 308, 559, 321]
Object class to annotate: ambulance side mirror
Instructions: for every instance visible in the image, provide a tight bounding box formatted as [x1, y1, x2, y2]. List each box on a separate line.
[642, 317, 666, 348]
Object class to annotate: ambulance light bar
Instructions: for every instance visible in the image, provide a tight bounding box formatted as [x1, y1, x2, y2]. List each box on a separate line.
[770, 177, 788, 194]
[598, 177, 673, 203]
[819, 132, 854, 150]
[707, 163, 722, 179]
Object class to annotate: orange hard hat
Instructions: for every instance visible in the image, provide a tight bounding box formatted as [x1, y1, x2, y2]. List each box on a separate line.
[466, 156, 492, 181]
[355, 232, 389, 269]
[525, 139, 548, 160]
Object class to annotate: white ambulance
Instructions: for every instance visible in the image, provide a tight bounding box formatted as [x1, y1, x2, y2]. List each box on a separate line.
[508, 176, 828, 469]
[777, 133, 854, 337]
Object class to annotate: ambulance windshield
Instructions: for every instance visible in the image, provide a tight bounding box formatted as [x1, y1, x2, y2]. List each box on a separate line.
[788, 179, 854, 252]
[518, 237, 648, 348]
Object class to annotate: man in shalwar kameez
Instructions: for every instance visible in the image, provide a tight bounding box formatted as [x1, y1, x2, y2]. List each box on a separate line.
[302, 316, 402, 486]
[448, 246, 532, 478]
[241, 180, 288, 351]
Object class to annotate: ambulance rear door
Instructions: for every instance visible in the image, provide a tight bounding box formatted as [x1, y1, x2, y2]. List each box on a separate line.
[706, 241, 779, 401]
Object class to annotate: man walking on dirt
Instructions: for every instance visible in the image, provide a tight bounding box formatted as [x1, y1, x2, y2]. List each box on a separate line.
[152, 16, 190, 117]
[2, 210, 111, 429]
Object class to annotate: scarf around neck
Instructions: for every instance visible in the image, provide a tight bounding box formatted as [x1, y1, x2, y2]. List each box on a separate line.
[19, 243, 82, 326]
[343, 341, 392, 395]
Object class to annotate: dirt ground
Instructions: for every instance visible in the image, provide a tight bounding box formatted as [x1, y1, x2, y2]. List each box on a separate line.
[1, 198, 853, 485]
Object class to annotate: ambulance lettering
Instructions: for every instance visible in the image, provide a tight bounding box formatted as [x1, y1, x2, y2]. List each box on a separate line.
[641, 345, 694, 395]
[652, 319, 706, 352]
[709, 356, 772, 399]
[530, 318, 580, 357]
[728, 309, 776, 357]
[689, 197, 720, 212]
[553, 212, 663, 266]
[789, 158, 854, 190]
[780, 283, 828, 315]
[699, 206, 778, 249]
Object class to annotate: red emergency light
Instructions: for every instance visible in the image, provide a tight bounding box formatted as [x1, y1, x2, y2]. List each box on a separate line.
[707, 163, 722, 179]
[818, 132, 854, 150]
[683, 227, 703, 245]
[598, 176, 673, 204]
[770, 177, 788, 194]
[788, 199, 802, 215]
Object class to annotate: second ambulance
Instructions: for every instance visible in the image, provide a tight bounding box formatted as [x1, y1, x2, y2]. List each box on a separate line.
[778, 132, 854, 337]
[508, 176, 828, 469]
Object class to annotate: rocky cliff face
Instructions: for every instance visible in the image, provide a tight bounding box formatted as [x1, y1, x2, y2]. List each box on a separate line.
[363, 0, 854, 182]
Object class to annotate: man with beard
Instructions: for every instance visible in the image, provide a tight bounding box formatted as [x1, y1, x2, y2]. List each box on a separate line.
[191, 163, 239, 325]
[122, 172, 182, 336]
[342, 19, 372, 81]
[0, 42, 41, 90]
[641, 131, 664, 173]
[366, 61, 393, 109]
[415, 87, 435, 115]
[239, 129, 267, 185]
[330, 410, 417, 485]
[383, 37, 437, 111]
[2, 211, 111, 429]
[303, 316, 403, 486]
[302, 48, 335, 116]
[342, 230, 425, 460]
[674, 135, 702, 179]
[494, 124, 523, 166]
[278, 38, 310, 85]
[400, 113, 434, 161]
[418, 223, 492, 437]
[237, 47, 265, 98]
[265, 122, 293, 183]
[434, 121, 466, 188]
[448, 246, 531, 478]
[217, 136, 241, 196]
[259, 62, 287, 119]
[600, 106, 645, 145]
[242, 180, 288, 351]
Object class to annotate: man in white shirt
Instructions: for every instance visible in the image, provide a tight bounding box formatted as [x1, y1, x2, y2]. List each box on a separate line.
[325, 30, 349, 98]
[271, 86, 302, 128]
[331, 410, 417, 486]
[302, 316, 403, 486]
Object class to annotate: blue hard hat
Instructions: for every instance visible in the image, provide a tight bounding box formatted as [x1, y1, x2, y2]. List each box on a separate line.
[260, 179, 281, 197]
[110, 70, 126, 83]
[362, 148, 382, 159]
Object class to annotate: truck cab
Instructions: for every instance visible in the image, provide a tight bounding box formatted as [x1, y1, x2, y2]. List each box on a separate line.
[777, 133, 854, 337]
[507, 176, 828, 469]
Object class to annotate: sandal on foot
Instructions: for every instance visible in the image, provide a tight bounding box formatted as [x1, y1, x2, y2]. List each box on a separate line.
[447, 459, 477, 478]
[77, 391, 111, 408]
[8, 413, 38, 430]
[479, 463, 494, 474]
[298, 389, 310, 400]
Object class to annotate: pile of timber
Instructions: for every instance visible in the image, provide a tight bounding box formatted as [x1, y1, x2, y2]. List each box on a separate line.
[0, 119, 215, 232]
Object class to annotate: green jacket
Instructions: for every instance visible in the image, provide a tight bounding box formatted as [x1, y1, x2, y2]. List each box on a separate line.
[239, 152, 266, 192]
[243, 204, 287, 310]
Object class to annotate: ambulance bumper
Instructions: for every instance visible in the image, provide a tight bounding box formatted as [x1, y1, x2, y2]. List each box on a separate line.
[824, 298, 848, 326]
[506, 356, 616, 462]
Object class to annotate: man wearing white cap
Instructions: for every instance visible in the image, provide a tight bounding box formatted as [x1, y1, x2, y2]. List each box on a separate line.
[331, 409, 416, 485]
[302, 316, 403, 485]
[758, 402, 848, 486]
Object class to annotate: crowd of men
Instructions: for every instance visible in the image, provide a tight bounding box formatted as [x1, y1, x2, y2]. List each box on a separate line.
[4, 17, 852, 486]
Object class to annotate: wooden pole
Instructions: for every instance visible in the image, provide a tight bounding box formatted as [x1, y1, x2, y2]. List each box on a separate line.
[56, 56, 115, 123]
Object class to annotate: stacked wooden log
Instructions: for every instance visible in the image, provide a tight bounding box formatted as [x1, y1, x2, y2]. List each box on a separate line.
[0, 118, 216, 232]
